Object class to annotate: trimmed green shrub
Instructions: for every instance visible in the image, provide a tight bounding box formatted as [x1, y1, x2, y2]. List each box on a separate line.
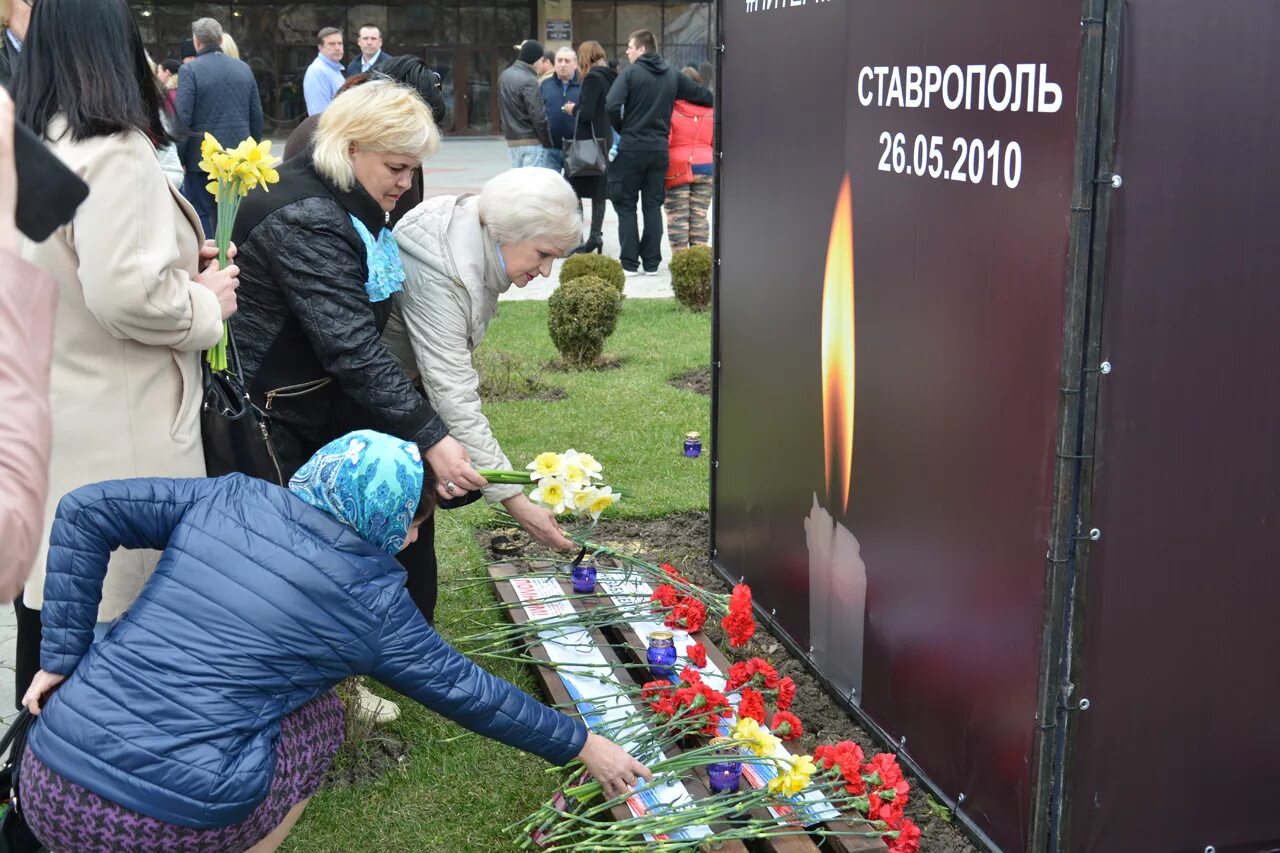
[559, 253, 626, 296]
[670, 244, 713, 311]
[547, 275, 622, 368]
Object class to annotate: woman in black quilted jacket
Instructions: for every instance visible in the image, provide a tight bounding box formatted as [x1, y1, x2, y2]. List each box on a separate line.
[225, 80, 477, 720]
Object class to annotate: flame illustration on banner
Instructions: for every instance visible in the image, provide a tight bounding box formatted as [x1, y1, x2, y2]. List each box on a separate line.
[806, 171, 865, 705]
[821, 174, 856, 512]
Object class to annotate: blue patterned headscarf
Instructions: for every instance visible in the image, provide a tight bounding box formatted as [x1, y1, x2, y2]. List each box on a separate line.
[288, 430, 423, 554]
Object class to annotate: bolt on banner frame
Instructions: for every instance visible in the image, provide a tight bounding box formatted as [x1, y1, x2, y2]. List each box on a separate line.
[708, 0, 1122, 850]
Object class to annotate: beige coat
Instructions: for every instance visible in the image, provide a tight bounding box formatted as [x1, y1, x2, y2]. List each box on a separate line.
[389, 195, 522, 504]
[20, 119, 223, 619]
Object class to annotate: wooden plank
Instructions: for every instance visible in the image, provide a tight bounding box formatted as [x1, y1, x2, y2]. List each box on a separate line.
[487, 564, 751, 853]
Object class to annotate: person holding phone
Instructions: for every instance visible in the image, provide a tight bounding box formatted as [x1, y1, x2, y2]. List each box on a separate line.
[11, 0, 240, 703]
[0, 87, 57, 604]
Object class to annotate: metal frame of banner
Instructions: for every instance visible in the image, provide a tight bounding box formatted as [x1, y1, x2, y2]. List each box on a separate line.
[1034, 1, 1126, 850]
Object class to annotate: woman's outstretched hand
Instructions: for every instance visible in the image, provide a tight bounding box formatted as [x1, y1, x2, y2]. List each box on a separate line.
[576, 732, 653, 800]
[424, 435, 488, 501]
[503, 494, 574, 550]
[22, 670, 67, 716]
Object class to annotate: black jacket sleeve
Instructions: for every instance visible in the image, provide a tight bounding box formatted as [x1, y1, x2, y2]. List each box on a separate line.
[605, 69, 629, 133]
[675, 74, 714, 107]
[426, 72, 448, 129]
[265, 204, 449, 448]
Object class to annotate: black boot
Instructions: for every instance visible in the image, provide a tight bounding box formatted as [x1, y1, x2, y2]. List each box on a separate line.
[570, 233, 603, 255]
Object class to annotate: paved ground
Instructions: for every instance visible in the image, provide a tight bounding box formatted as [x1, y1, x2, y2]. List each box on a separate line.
[0, 137, 698, 725]
[419, 137, 688, 300]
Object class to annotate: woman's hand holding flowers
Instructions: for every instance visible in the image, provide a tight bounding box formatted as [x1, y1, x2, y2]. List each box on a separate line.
[576, 732, 653, 800]
[424, 435, 488, 500]
[195, 258, 240, 320]
[503, 494, 574, 550]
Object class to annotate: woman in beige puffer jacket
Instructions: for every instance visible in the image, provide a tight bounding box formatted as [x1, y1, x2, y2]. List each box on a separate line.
[389, 167, 585, 551]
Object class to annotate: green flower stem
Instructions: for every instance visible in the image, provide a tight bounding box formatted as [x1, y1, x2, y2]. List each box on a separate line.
[204, 177, 245, 372]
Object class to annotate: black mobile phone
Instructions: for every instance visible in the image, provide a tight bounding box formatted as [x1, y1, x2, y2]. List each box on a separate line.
[14, 118, 88, 242]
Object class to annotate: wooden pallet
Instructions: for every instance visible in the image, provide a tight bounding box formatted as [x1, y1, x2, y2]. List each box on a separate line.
[487, 562, 888, 853]
[488, 564, 750, 853]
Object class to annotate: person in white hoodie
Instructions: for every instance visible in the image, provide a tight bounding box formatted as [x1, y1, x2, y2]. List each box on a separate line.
[389, 167, 580, 552]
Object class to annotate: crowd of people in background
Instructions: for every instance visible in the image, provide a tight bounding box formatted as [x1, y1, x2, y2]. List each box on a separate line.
[0, 0, 674, 849]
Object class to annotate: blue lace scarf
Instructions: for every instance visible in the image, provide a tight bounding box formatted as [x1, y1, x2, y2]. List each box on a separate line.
[349, 214, 406, 303]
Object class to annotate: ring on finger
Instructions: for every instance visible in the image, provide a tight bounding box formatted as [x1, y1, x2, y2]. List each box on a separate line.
[445, 481, 457, 493]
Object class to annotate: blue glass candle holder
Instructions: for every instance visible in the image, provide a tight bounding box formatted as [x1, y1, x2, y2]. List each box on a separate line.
[570, 559, 597, 593]
[707, 738, 743, 793]
[647, 630, 677, 679]
[684, 431, 702, 458]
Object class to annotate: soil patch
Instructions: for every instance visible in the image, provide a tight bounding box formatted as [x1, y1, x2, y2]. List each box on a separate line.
[475, 349, 568, 402]
[478, 513, 978, 853]
[669, 366, 711, 395]
[325, 679, 412, 788]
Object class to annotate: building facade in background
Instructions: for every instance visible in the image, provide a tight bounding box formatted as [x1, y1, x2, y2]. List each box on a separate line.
[133, 1, 715, 135]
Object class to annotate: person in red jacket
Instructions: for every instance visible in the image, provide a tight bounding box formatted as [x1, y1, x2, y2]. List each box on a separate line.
[664, 66, 714, 254]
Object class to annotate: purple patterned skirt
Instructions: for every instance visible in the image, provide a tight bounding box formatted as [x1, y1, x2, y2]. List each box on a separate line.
[19, 690, 344, 853]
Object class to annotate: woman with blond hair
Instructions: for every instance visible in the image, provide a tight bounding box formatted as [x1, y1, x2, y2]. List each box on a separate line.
[226, 80, 484, 721]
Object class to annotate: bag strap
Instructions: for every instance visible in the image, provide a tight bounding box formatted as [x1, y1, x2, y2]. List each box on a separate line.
[0, 711, 33, 760]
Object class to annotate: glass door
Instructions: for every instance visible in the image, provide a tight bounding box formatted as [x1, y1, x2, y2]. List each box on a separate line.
[424, 49, 457, 133]
[463, 48, 498, 135]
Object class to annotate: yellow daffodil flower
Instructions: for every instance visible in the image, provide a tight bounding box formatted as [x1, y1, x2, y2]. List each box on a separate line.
[530, 477, 569, 514]
[527, 451, 565, 480]
[732, 717, 781, 758]
[767, 754, 816, 797]
[586, 486, 619, 520]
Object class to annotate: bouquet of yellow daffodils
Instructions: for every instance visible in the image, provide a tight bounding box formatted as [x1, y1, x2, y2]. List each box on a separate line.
[478, 450, 620, 520]
[199, 134, 281, 371]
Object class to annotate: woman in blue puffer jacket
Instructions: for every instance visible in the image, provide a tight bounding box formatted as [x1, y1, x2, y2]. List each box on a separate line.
[18, 430, 649, 853]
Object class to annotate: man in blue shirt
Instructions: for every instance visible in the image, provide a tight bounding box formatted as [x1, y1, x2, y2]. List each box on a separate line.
[303, 27, 346, 115]
[539, 47, 581, 173]
[0, 0, 31, 90]
[346, 24, 392, 78]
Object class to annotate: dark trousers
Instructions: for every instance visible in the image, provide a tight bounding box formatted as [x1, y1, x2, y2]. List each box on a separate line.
[181, 171, 217, 239]
[608, 149, 669, 272]
[398, 514, 438, 625]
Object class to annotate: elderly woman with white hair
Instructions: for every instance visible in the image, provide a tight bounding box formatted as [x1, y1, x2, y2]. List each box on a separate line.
[225, 80, 485, 722]
[390, 168, 583, 554]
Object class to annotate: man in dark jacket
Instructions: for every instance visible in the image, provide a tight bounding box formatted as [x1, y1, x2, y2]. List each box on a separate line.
[606, 29, 713, 275]
[176, 17, 264, 236]
[0, 0, 31, 90]
[345, 23, 392, 78]
[498, 39, 551, 167]
[540, 46, 581, 173]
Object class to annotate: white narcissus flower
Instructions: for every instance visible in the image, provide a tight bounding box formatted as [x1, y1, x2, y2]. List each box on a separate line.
[527, 451, 564, 481]
[571, 486, 595, 514]
[530, 476, 569, 514]
[577, 452, 604, 480]
[586, 486, 619, 520]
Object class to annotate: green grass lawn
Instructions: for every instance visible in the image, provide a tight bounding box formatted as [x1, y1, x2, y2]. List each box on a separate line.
[283, 298, 711, 852]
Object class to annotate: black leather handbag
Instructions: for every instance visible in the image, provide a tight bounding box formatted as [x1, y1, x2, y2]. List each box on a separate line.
[201, 327, 285, 486]
[0, 711, 46, 853]
[562, 136, 608, 178]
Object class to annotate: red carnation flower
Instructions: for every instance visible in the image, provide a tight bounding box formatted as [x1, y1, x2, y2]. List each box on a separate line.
[814, 741, 866, 795]
[686, 642, 707, 668]
[863, 753, 906, 789]
[774, 676, 797, 711]
[726, 661, 752, 692]
[649, 695, 677, 720]
[720, 584, 756, 647]
[666, 596, 707, 633]
[738, 687, 766, 723]
[661, 562, 690, 584]
[679, 666, 703, 685]
[650, 584, 678, 608]
[887, 817, 921, 853]
[754, 659, 779, 690]
[641, 679, 673, 703]
[769, 711, 803, 740]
